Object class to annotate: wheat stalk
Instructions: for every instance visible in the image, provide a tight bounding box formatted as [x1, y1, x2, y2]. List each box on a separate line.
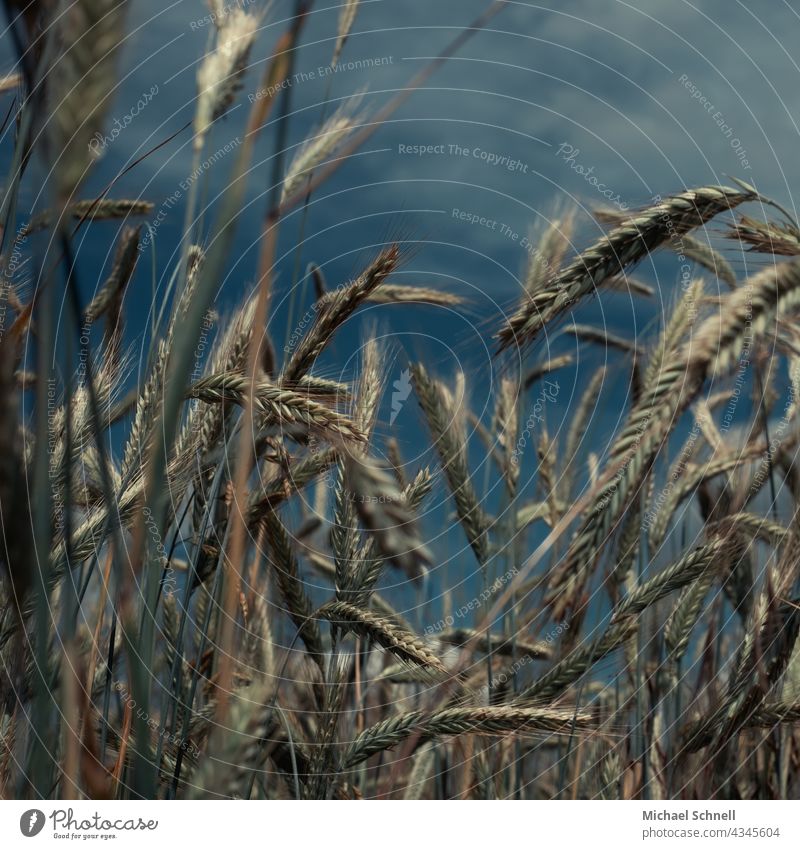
[319, 600, 446, 674]
[189, 373, 365, 443]
[331, 0, 360, 67]
[411, 363, 490, 563]
[366, 285, 465, 305]
[342, 706, 593, 770]
[281, 96, 364, 202]
[21, 200, 153, 237]
[498, 186, 754, 350]
[596, 206, 737, 288]
[195, 9, 259, 143]
[282, 246, 399, 382]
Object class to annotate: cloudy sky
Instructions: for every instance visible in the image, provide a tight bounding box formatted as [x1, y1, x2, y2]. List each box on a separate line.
[34, 0, 791, 356]
[4, 1, 796, 346]
[46, 1, 799, 287]
[61, 3, 789, 404]
[3, 0, 796, 597]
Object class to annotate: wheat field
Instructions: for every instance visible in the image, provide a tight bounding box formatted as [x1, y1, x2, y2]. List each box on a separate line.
[1, 0, 800, 803]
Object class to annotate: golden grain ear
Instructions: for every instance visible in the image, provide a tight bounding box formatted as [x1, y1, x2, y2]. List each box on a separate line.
[332, 0, 361, 68]
[195, 9, 260, 147]
[281, 94, 367, 203]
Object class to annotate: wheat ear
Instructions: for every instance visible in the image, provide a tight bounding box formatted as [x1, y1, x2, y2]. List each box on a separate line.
[342, 707, 593, 770]
[319, 601, 447, 674]
[498, 186, 753, 350]
[189, 373, 365, 443]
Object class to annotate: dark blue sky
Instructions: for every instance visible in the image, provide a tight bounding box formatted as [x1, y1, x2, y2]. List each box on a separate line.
[2, 0, 797, 613]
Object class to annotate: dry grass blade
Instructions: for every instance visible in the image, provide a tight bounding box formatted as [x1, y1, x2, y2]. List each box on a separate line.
[604, 275, 655, 298]
[516, 500, 549, 529]
[0, 72, 21, 93]
[564, 324, 640, 355]
[21, 200, 153, 237]
[523, 354, 573, 390]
